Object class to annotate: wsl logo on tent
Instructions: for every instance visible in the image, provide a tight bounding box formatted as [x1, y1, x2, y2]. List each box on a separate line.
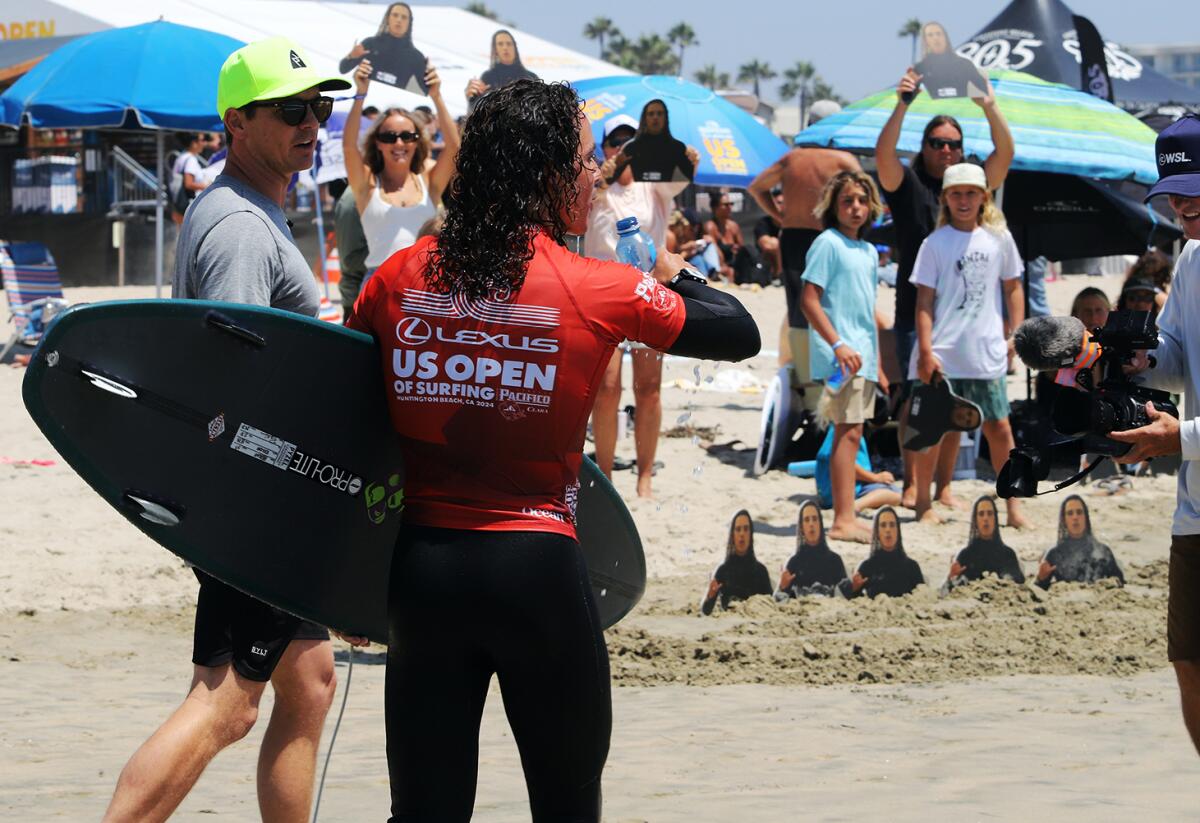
[289, 50, 306, 69]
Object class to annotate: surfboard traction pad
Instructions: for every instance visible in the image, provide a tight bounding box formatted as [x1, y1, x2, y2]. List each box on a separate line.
[22, 300, 646, 644]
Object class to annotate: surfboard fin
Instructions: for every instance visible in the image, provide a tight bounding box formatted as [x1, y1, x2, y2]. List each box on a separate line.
[205, 311, 267, 348]
[123, 493, 184, 527]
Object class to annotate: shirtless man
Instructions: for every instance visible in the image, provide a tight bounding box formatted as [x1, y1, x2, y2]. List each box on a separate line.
[748, 142, 860, 372]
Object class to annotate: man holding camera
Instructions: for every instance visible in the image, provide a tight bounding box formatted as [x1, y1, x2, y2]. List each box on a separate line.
[1111, 114, 1200, 756]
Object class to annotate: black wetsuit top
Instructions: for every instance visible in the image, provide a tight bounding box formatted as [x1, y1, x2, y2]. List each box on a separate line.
[839, 551, 925, 599]
[783, 546, 846, 597]
[481, 62, 539, 89]
[702, 554, 773, 615]
[950, 539, 1026, 585]
[340, 34, 427, 94]
[1036, 538, 1124, 589]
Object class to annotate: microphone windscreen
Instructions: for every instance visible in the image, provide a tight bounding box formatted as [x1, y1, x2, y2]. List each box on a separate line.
[1013, 316, 1086, 371]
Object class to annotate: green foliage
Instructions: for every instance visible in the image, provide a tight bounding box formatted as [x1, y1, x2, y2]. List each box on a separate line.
[667, 22, 698, 76]
[736, 60, 776, 98]
[899, 17, 922, 64]
[583, 16, 617, 59]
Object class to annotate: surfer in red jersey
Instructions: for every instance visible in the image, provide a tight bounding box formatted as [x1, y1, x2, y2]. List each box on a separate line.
[345, 79, 760, 821]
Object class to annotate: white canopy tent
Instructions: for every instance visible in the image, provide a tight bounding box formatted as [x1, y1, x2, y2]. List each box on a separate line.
[22, 1, 632, 119]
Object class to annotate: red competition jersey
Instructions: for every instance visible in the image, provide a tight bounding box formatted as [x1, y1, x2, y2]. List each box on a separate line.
[346, 233, 686, 538]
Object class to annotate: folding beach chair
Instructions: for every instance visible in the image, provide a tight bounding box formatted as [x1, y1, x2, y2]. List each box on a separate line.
[1, 241, 70, 363]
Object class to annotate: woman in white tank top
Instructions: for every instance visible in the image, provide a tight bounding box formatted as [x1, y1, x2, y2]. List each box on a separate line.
[344, 56, 460, 270]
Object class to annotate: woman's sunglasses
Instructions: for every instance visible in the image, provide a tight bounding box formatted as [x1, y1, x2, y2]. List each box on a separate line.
[377, 130, 421, 144]
[927, 137, 963, 151]
[244, 96, 334, 127]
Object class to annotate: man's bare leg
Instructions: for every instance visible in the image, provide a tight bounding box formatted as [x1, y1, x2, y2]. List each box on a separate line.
[933, 431, 964, 509]
[982, 418, 1030, 529]
[591, 350, 624, 480]
[631, 349, 663, 498]
[103, 665, 266, 823]
[257, 638, 337, 823]
[1175, 659, 1200, 756]
[912, 445, 942, 524]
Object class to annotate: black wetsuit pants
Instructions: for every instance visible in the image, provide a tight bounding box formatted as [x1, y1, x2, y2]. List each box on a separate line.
[386, 526, 611, 822]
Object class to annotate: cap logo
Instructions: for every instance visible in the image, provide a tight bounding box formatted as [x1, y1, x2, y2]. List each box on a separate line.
[1160, 151, 1192, 166]
[289, 50, 306, 69]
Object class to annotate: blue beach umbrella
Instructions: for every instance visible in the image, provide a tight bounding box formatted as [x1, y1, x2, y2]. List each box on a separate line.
[0, 20, 241, 131]
[0, 21, 244, 295]
[572, 75, 787, 188]
[794, 70, 1158, 184]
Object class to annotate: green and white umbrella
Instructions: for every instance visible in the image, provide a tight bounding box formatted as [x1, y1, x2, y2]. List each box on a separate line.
[795, 70, 1158, 184]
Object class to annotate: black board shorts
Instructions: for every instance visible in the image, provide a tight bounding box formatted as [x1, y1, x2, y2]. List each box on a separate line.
[1168, 534, 1200, 662]
[192, 569, 329, 682]
[781, 228, 822, 329]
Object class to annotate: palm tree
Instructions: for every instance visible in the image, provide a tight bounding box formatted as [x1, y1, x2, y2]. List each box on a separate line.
[694, 63, 720, 90]
[584, 17, 616, 60]
[736, 60, 776, 99]
[779, 61, 816, 129]
[667, 23, 698, 77]
[898, 18, 922, 64]
[465, 2, 499, 20]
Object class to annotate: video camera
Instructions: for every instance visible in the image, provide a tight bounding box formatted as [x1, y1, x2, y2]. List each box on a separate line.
[997, 310, 1178, 498]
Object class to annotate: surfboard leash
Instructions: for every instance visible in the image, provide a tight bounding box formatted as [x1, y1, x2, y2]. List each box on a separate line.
[311, 645, 354, 823]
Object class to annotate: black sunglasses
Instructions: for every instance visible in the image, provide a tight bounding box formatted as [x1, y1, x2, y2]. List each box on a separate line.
[244, 96, 334, 127]
[605, 132, 634, 149]
[376, 130, 421, 144]
[927, 137, 963, 151]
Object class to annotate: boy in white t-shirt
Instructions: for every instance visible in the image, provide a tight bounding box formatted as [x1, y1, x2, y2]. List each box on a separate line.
[909, 163, 1029, 528]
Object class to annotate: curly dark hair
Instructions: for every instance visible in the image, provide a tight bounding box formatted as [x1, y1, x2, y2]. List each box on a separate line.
[424, 79, 585, 299]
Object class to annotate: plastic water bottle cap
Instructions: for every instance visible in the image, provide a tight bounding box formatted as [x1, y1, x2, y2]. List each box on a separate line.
[616, 216, 641, 235]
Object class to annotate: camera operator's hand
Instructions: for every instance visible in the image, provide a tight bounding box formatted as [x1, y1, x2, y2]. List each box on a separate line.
[1123, 349, 1151, 376]
[1108, 402, 1181, 463]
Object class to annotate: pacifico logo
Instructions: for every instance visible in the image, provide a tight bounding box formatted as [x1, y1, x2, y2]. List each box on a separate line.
[1160, 151, 1193, 166]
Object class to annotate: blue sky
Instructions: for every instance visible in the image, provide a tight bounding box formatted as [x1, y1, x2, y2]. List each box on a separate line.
[400, 0, 1188, 103]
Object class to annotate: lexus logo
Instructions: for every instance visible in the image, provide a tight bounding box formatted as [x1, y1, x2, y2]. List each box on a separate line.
[395, 317, 432, 345]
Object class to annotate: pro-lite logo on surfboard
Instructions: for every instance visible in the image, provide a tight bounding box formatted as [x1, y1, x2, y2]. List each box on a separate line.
[230, 423, 363, 498]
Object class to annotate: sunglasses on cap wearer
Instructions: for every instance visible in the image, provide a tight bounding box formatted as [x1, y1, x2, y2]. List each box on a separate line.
[605, 131, 634, 149]
[243, 96, 334, 127]
[927, 137, 963, 151]
[376, 130, 421, 144]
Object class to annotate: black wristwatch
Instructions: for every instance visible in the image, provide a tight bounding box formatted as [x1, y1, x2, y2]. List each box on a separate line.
[669, 267, 708, 287]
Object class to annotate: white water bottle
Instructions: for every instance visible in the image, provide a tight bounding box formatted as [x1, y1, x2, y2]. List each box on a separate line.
[615, 216, 657, 273]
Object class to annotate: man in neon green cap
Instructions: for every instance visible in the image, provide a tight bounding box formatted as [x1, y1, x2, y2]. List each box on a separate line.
[103, 38, 350, 823]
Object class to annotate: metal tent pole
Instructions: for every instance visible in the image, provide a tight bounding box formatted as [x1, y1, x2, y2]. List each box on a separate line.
[155, 130, 165, 298]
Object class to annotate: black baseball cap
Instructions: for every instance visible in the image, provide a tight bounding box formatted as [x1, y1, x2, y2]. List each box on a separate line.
[1145, 113, 1200, 202]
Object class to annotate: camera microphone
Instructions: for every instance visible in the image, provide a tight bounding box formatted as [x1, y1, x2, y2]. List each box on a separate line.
[1012, 316, 1101, 372]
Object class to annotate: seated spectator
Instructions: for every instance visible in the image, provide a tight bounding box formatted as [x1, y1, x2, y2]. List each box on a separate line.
[701, 510, 773, 615]
[1036, 495, 1124, 589]
[1117, 275, 1160, 318]
[754, 187, 784, 279]
[705, 190, 759, 284]
[1123, 248, 1173, 313]
[838, 507, 925, 599]
[814, 425, 902, 513]
[777, 500, 846, 598]
[667, 209, 721, 277]
[943, 495, 1025, 593]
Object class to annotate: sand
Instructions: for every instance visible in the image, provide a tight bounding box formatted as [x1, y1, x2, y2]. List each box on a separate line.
[2, 274, 1198, 820]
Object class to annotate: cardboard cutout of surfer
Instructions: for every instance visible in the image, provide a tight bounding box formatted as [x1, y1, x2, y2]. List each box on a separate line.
[838, 507, 925, 599]
[942, 495, 1025, 594]
[619, 99, 694, 184]
[466, 29, 539, 105]
[339, 2, 429, 95]
[700, 510, 773, 615]
[777, 500, 846, 599]
[1035, 495, 1125, 589]
[912, 21, 989, 101]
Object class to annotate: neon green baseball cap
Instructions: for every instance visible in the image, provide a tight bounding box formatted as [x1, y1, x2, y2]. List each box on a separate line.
[217, 37, 350, 117]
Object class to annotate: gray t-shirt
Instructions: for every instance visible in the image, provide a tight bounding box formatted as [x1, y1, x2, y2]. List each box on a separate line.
[172, 173, 320, 317]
